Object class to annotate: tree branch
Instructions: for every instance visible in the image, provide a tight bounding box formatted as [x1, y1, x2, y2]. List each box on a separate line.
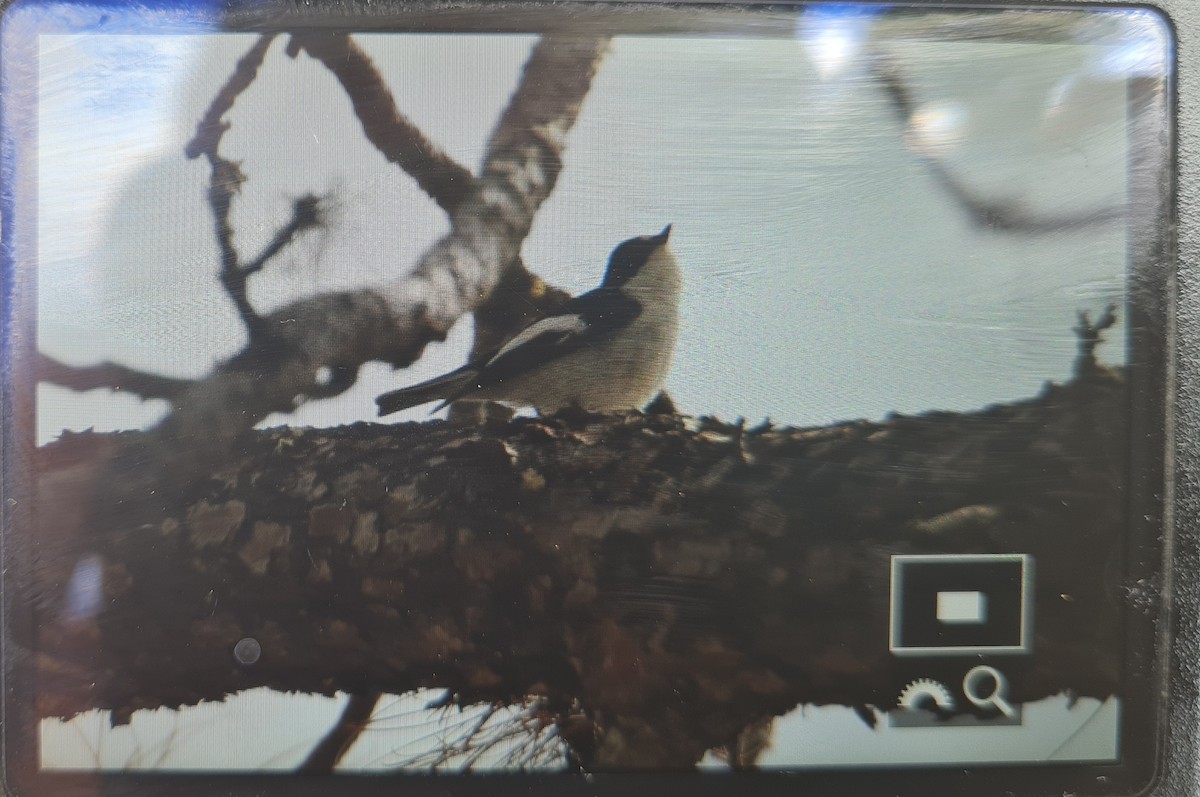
[286, 33, 477, 213]
[241, 193, 327, 278]
[1074, 303, 1118, 377]
[37, 353, 192, 401]
[184, 33, 279, 341]
[286, 31, 575, 419]
[298, 690, 381, 773]
[872, 54, 1127, 233]
[30, 366, 1130, 767]
[149, 35, 610, 479]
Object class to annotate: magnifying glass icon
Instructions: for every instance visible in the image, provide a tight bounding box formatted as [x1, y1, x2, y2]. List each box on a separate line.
[963, 665, 1017, 719]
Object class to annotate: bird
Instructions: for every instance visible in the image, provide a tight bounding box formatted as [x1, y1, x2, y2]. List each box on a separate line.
[376, 225, 680, 416]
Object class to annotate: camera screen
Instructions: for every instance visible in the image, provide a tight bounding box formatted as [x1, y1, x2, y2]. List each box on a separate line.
[0, 0, 1173, 788]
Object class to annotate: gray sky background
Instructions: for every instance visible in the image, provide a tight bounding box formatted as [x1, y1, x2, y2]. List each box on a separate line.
[36, 20, 1155, 441]
[25, 5, 1169, 771]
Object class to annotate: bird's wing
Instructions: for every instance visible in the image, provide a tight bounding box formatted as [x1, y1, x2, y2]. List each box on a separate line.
[463, 288, 643, 391]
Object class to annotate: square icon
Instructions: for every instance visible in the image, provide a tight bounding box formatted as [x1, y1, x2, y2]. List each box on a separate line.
[936, 590, 987, 624]
[890, 554, 1032, 656]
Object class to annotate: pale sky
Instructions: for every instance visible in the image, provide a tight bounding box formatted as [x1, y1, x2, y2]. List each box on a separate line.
[33, 22, 1157, 441]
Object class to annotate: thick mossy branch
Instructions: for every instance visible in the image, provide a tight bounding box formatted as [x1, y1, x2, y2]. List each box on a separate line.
[29, 366, 1129, 767]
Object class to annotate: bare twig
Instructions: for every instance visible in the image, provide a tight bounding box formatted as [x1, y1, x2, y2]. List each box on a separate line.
[183, 37, 332, 344]
[1073, 303, 1118, 377]
[392, 699, 566, 772]
[241, 194, 326, 277]
[184, 33, 279, 163]
[184, 33, 279, 341]
[38, 353, 192, 401]
[287, 33, 476, 212]
[872, 54, 1126, 233]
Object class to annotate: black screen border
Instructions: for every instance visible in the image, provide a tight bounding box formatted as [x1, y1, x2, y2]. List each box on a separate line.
[0, 1, 1190, 796]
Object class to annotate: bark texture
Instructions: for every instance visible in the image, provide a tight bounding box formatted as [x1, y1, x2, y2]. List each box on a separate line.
[27, 365, 1132, 768]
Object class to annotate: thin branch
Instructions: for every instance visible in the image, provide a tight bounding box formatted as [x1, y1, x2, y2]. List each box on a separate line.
[184, 33, 279, 163]
[37, 353, 192, 401]
[241, 193, 326, 277]
[1073, 303, 1118, 377]
[872, 54, 1126, 233]
[209, 161, 259, 334]
[287, 33, 476, 212]
[184, 36, 331, 340]
[184, 33, 280, 342]
[298, 690, 381, 773]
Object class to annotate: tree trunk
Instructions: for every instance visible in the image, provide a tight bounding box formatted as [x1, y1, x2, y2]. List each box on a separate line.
[23, 366, 1132, 767]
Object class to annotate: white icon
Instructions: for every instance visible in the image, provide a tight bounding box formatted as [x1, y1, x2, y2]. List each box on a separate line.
[963, 665, 1017, 719]
[889, 668, 1022, 728]
[936, 590, 987, 624]
[897, 678, 956, 712]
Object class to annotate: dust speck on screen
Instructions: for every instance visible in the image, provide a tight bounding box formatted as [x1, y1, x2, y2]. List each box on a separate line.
[0, 0, 1172, 790]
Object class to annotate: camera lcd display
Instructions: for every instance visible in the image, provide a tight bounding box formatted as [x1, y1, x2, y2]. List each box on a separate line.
[0, 0, 1174, 792]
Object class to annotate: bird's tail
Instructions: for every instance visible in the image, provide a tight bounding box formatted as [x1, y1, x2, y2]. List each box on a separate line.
[376, 369, 476, 416]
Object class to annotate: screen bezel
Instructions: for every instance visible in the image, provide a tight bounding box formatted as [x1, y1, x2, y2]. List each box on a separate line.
[0, 1, 1187, 795]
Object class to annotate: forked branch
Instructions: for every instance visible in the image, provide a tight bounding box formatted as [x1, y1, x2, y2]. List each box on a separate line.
[184, 33, 279, 341]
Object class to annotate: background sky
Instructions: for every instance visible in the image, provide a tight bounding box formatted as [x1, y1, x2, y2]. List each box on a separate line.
[34, 15, 1161, 441]
[19, 2, 1169, 772]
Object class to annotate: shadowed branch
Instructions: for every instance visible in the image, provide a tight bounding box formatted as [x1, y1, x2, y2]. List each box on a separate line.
[872, 54, 1127, 233]
[37, 354, 193, 402]
[287, 32, 477, 212]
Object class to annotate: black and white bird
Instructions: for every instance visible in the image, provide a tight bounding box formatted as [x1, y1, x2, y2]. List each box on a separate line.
[376, 225, 680, 416]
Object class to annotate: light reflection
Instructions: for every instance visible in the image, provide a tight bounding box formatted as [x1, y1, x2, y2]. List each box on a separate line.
[63, 554, 103, 622]
[796, 4, 886, 80]
[1042, 12, 1171, 142]
[905, 101, 969, 158]
[1101, 9, 1172, 78]
[1095, 35, 1169, 79]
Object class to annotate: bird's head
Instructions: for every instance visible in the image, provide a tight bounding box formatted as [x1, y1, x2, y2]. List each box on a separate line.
[602, 225, 673, 288]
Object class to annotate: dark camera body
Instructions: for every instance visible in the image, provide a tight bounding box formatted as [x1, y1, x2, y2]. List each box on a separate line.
[1, 0, 1198, 795]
